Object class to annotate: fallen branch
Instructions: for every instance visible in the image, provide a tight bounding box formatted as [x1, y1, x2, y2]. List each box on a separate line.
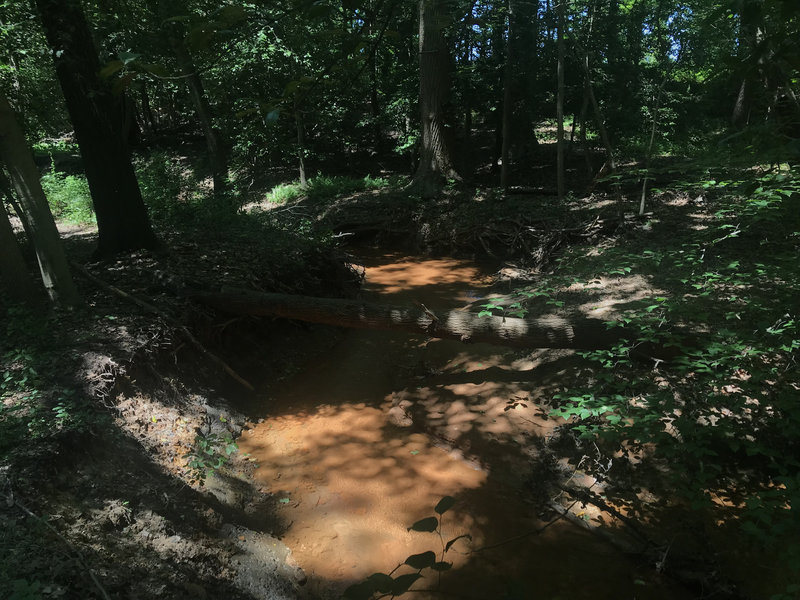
[71, 262, 255, 392]
[191, 288, 628, 351]
[11, 493, 112, 600]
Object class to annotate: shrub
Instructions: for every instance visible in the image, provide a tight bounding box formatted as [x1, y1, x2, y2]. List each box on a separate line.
[40, 171, 94, 225]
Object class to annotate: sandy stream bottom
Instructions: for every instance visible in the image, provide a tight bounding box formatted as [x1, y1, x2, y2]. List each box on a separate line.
[237, 252, 688, 600]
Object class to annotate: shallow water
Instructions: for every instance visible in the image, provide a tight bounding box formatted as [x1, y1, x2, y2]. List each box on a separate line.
[238, 252, 690, 600]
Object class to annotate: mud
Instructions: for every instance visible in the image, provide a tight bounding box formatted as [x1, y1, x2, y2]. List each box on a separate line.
[235, 251, 692, 600]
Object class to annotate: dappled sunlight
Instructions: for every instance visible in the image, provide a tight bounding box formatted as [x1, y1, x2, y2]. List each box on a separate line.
[361, 251, 494, 304]
[565, 274, 666, 320]
[238, 402, 486, 588]
[234, 252, 692, 599]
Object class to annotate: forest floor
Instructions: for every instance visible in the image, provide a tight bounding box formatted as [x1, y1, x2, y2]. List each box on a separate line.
[2, 162, 799, 600]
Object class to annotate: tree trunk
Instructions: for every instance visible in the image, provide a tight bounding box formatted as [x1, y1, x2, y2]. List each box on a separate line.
[582, 53, 615, 173]
[556, 0, 566, 201]
[191, 289, 636, 352]
[295, 99, 308, 188]
[500, 0, 515, 191]
[0, 202, 38, 303]
[167, 32, 229, 195]
[0, 93, 81, 306]
[33, 0, 159, 258]
[409, 0, 460, 199]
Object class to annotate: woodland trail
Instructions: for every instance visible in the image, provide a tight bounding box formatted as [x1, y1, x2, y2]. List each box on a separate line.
[236, 251, 691, 600]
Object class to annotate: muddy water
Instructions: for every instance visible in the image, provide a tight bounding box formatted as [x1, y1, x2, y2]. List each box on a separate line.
[238, 252, 688, 600]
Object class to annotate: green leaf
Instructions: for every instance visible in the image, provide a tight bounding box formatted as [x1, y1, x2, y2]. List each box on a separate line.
[118, 51, 140, 65]
[404, 551, 436, 569]
[391, 573, 423, 595]
[434, 496, 456, 515]
[408, 516, 438, 532]
[99, 60, 124, 79]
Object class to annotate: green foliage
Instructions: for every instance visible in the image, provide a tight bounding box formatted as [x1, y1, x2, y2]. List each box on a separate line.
[542, 166, 800, 580]
[343, 496, 470, 599]
[184, 429, 238, 486]
[135, 150, 187, 224]
[265, 175, 392, 205]
[39, 171, 94, 225]
[1, 307, 105, 459]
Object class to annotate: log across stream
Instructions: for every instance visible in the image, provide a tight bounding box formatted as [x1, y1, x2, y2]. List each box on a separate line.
[193, 289, 623, 350]
[229, 251, 691, 600]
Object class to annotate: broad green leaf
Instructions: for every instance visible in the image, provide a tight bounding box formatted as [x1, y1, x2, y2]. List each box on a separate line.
[408, 516, 438, 532]
[434, 496, 456, 515]
[404, 551, 436, 570]
[99, 60, 124, 79]
[118, 51, 140, 65]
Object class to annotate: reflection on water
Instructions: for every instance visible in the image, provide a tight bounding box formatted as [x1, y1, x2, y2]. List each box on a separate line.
[238, 252, 689, 600]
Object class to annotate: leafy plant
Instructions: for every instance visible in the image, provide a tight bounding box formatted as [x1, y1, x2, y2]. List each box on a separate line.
[40, 171, 94, 225]
[184, 430, 239, 486]
[343, 496, 470, 600]
[265, 175, 392, 206]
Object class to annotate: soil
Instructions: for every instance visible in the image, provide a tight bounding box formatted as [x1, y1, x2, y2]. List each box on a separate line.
[1, 185, 762, 600]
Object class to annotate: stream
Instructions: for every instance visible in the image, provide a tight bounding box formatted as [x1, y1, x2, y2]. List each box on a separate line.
[236, 251, 690, 600]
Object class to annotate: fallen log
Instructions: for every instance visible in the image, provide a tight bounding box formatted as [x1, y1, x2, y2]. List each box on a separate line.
[191, 289, 632, 351]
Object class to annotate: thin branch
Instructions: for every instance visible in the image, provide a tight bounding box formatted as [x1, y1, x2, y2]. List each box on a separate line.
[12, 496, 112, 600]
[71, 262, 255, 392]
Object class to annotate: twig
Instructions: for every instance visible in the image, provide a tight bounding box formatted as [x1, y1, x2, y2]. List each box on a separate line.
[469, 500, 576, 554]
[12, 496, 112, 600]
[71, 262, 255, 392]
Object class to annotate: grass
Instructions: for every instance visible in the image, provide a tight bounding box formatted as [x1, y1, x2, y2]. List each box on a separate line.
[265, 174, 394, 205]
[40, 172, 95, 225]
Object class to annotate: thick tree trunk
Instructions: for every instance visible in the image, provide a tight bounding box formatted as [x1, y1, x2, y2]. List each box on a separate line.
[0, 94, 81, 306]
[409, 0, 460, 199]
[192, 290, 631, 351]
[33, 0, 159, 258]
[0, 202, 37, 303]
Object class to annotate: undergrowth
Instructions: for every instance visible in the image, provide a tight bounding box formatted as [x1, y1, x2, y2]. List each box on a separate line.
[40, 171, 95, 225]
[265, 174, 393, 205]
[482, 164, 800, 595]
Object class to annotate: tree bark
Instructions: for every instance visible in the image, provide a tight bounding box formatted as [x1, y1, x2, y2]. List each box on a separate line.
[0, 93, 81, 306]
[556, 0, 566, 201]
[409, 0, 460, 199]
[295, 99, 308, 188]
[33, 0, 159, 258]
[167, 32, 229, 195]
[191, 289, 632, 351]
[500, 0, 515, 191]
[0, 202, 38, 303]
[582, 53, 615, 173]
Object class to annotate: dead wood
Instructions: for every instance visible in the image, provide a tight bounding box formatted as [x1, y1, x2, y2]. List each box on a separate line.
[191, 289, 630, 351]
[72, 263, 256, 392]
